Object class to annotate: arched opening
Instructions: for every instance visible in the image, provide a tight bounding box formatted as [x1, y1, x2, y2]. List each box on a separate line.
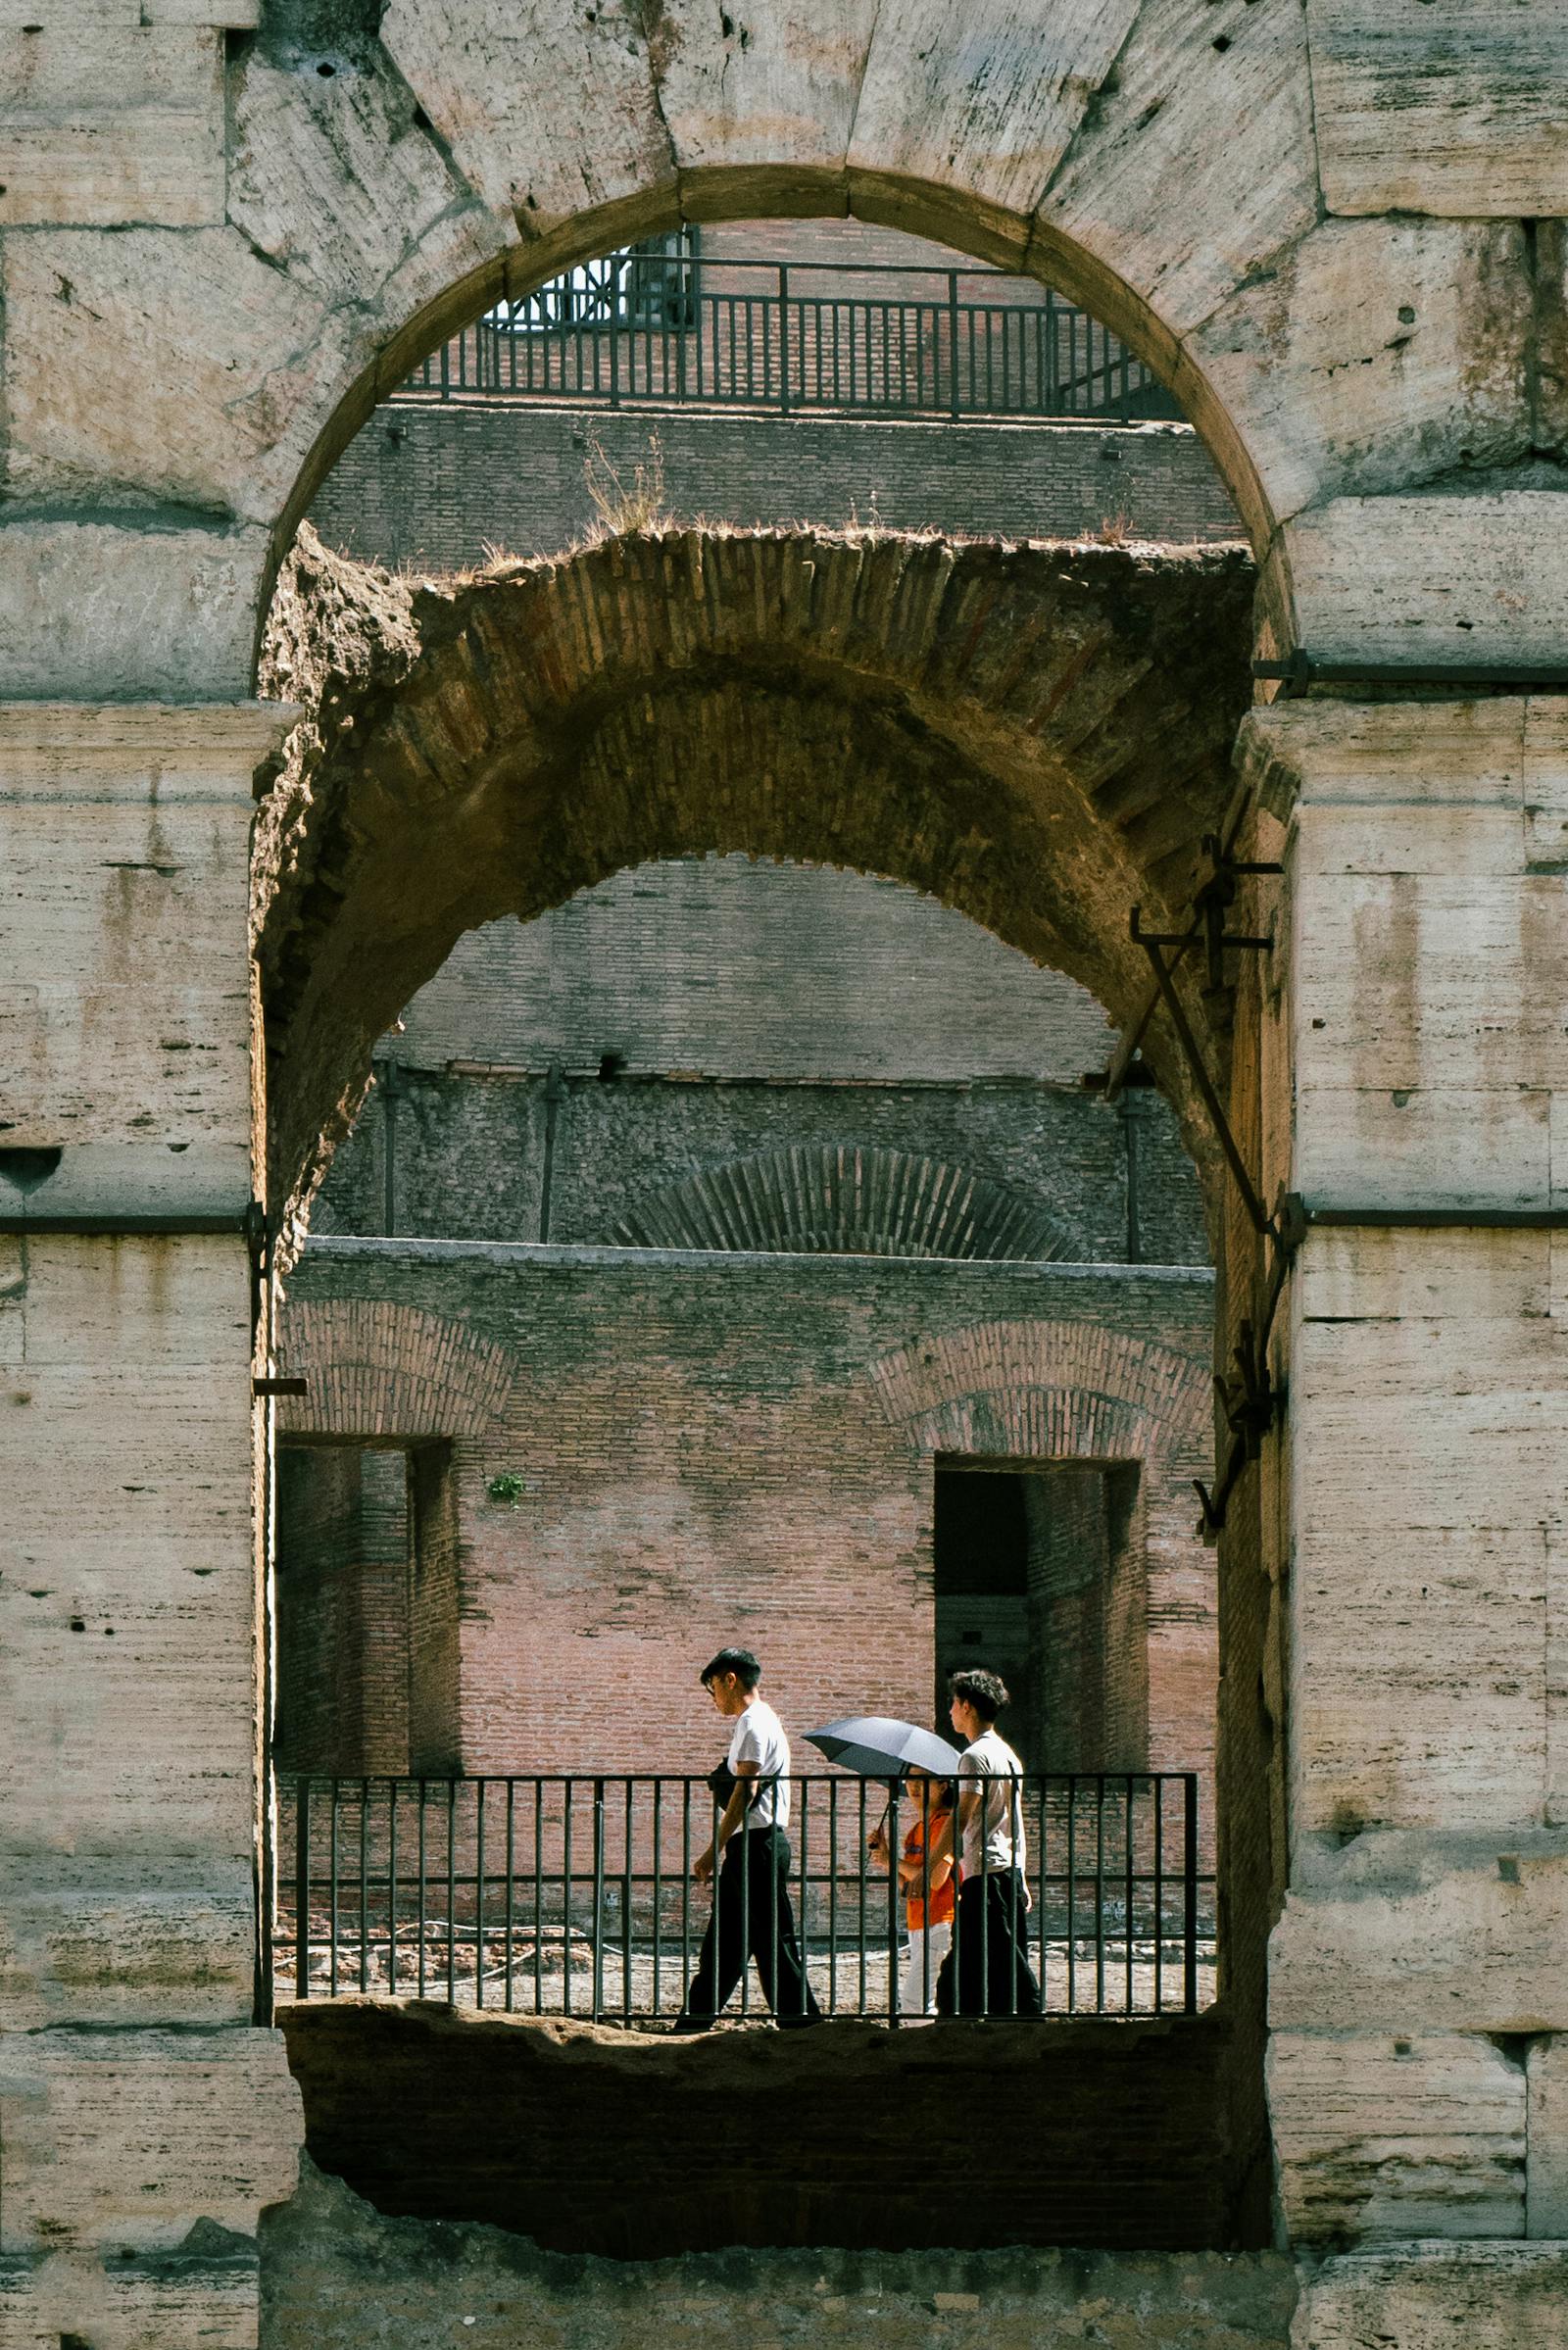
[254, 195, 1284, 2262]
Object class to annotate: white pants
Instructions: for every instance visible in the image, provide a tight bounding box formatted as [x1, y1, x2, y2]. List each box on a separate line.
[900, 1922, 952, 2014]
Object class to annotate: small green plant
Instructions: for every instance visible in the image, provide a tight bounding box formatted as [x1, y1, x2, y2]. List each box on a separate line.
[487, 1471, 526, 1506]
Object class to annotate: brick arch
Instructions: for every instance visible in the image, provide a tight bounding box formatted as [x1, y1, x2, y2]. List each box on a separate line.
[275, 1299, 514, 1441]
[870, 1318, 1210, 1464]
[610, 1145, 1082, 1261]
[257, 525, 1250, 1245]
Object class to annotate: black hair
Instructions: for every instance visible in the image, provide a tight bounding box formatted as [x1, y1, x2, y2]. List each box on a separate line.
[701, 1646, 761, 1690]
[949, 1667, 1008, 1723]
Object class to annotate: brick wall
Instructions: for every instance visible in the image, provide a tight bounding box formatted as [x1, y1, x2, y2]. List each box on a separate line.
[315, 1066, 1208, 1267]
[279, 1245, 1218, 1819]
[375, 864, 1121, 1085]
[278, 2002, 1249, 2254]
[309, 404, 1239, 574]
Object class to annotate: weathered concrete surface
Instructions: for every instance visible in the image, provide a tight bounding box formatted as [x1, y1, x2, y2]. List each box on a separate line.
[0, 702, 292, 1146]
[260, 2158, 1299, 2350]
[0, 2029, 300, 2257]
[1268, 2032, 1526, 2245]
[0, 518, 271, 704]
[0, 26, 227, 227]
[0, 2232, 264, 2350]
[256, 523, 1252, 1244]
[1293, 2241, 1568, 2348]
[1305, 0, 1568, 219]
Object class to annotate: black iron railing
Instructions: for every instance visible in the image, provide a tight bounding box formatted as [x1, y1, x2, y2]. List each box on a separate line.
[402, 257, 1183, 426]
[274, 1771, 1210, 2024]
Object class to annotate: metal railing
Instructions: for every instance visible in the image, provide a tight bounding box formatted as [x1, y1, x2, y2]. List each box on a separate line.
[402, 257, 1183, 426]
[274, 1771, 1211, 2024]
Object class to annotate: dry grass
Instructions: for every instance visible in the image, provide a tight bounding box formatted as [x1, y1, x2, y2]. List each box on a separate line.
[580, 428, 670, 542]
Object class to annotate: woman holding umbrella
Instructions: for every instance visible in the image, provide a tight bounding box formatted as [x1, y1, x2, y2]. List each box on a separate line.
[867, 1768, 958, 2015]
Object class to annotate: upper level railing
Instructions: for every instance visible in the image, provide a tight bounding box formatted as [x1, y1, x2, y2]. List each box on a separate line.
[401, 256, 1186, 427]
[274, 1770, 1211, 2025]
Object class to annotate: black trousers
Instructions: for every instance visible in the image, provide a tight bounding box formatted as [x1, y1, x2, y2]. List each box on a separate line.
[935, 1871, 1043, 2018]
[680, 1826, 822, 2025]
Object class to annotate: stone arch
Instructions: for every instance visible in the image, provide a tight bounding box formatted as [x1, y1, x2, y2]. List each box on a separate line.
[275, 1298, 514, 1441]
[257, 524, 1251, 1240]
[610, 1144, 1082, 1261]
[254, 69, 1307, 598]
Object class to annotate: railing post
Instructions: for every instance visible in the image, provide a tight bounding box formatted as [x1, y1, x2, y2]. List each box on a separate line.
[609, 306, 620, 409]
[1184, 1774, 1200, 2015]
[948, 270, 960, 419]
[293, 1778, 310, 2001]
[777, 263, 790, 416]
[439, 333, 450, 403]
[591, 1776, 606, 2023]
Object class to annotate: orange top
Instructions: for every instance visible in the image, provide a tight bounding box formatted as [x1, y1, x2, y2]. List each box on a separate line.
[904, 1811, 957, 1929]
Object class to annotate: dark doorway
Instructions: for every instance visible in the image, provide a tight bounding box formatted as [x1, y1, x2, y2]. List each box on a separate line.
[933, 1465, 1033, 1757]
[934, 1458, 1148, 1774]
[274, 1439, 459, 1776]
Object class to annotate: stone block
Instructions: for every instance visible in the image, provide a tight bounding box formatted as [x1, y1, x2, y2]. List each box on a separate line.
[1245, 694, 1533, 818]
[0, 2028, 301, 2255]
[0, 1234, 256, 1866]
[1268, 2030, 1526, 2244]
[1295, 2242, 1568, 2348]
[1033, 0, 1317, 347]
[0, 1513, 257, 1859]
[0, 705, 288, 1145]
[226, 49, 506, 325]
[1298, 1226, 1550, 1327]
[654, 0, 875, 208]
[1270, 1834, 1568, 2034]
[1294, 866, 1568, 1094]
[1546, 1527, 1568, 1829]
[1527, 2034, 1568, 2238]
[1293, 1086, 1550, 1213]
[1285, 489, 1568, 670]
[848, 0, 1138, 259]
[1305, 0, 1568, 219]
[1287, 1513, 1548, 1834]
[0, 1862, 256, 2029]
[0, 518, 271, 703]
[1186, 220, 1529, 531]
[0, 1143, 251, 1231]
[1523, 700, 1568, 873]
[1, 227, 360, 528]
[1292, 1303, 1568, 1529]
[0, 27, 223, 226]
[379, 0, 673, 239]
[0, 2250, 260, 2350]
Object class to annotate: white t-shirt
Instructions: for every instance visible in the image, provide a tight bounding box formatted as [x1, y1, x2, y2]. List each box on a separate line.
[728, 1695, 790, 1832]
[959, 1729, 1026, 1878]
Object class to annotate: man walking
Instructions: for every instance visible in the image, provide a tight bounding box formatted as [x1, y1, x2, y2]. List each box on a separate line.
[673, 1647, 822, 2031]
[929, 1668, 1042, 2019]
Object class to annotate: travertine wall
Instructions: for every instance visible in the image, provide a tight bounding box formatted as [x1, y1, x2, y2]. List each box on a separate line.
[7, 0, 1568, 2338]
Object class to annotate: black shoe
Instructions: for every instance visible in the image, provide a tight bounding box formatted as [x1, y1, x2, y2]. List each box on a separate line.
[776, 2012, 824, 2030]
[668, 2013, 713, 2034]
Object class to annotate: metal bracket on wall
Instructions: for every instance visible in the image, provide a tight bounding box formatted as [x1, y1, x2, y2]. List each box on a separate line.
[1194, 1192, 1307, 1540]
[1130, 880, 1278, 1239]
